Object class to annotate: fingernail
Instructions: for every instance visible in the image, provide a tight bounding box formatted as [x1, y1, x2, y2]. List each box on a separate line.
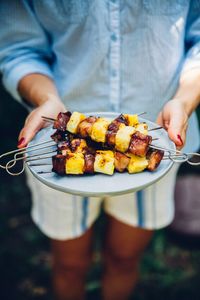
[18, 137, 25, 146]
[177, 134, 183, 145]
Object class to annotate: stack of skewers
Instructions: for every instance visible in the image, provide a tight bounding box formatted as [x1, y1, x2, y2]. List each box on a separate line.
[1, 111, 199, 177]
[42, 111, 165, 176]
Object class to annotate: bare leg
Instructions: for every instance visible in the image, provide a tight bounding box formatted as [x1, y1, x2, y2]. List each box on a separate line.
[51, 227, 93, 300]
[102, 215, 153, 300]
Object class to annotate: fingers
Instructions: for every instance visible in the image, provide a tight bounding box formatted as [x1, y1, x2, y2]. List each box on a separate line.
[17, 114, 45, 148]
[17, 99, 66, 148]
[157, 100, 189, 149]
[167, 112, 188, 148]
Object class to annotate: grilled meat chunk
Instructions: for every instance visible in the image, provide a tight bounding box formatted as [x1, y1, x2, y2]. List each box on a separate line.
[53, 112, 71, 131]
[114, 152, 130, 172]
[106, 122, 121, 146]
[51, 130, 67, 142]
[52, 154, 66, 175]
[115, 114, 129, 126]
[57, 140, 71, 155]
[84, 152, 95, 173]
[129, 131, 152, 157]
[147, 149, 164, 171]
[106, 114, 128, 146]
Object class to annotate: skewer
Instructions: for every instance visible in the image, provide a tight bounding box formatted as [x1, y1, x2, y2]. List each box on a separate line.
[0, 139, 56, 169]
[7, 145, 56, 170]
[2, 135, 159, 171]
[41, 115, 163, 134]
[29, 163, 52, 166]
[150, 144, 180, 153]
[137, 112, 147, 116]
[4, 134, 200, 176]
[37, 171, 52, 174]
[5, 149, 57, 176]
[5, 160, 26, 176]
[26, 155, 54, 163]
[42, 116, 56, 122]
[5, 149, 200, 177]
[1, 135, 184, 175]
[41, 112, 148, 123]
[148, 126, 163, 132]
[150, 144, 200, 165]
[2, 112, 200, 176]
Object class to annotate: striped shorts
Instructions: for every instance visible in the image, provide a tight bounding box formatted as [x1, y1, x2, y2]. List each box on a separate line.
[26, 164, 179, 240]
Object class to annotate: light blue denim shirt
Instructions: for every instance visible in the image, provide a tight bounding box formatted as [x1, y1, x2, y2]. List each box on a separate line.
[0, 0, 199, 152]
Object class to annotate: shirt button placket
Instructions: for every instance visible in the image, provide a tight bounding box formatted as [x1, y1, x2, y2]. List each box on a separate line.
[109, 0, 120, 112]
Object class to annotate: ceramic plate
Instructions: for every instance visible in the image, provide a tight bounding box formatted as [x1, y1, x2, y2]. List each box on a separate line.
[26, 112, 175, 197]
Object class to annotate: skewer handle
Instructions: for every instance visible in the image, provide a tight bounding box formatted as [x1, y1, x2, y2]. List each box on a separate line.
[151, 144, 200, 165]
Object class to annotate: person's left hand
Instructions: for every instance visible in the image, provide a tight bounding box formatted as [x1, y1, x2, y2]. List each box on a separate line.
[156, 99, 189, 149]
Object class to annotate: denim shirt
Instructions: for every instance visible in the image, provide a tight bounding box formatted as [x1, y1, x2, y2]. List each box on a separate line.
[0, 0, 199, 152]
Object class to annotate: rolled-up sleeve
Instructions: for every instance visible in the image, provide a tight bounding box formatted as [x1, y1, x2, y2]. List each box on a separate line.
[0, 0, 53, 103]
[181, 0, 200, 74]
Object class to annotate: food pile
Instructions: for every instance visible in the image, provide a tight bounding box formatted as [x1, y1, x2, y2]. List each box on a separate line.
[50, 112, 164, 175]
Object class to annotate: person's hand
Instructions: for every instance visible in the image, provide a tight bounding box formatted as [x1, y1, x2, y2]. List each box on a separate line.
[17, 98, 66, 148]
[156, 99, 189, 149]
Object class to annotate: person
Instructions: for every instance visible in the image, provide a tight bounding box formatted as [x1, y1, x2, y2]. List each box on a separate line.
[0, 1, 200, 299]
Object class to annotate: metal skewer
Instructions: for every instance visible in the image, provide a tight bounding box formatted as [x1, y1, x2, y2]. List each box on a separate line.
[148, 126, 163, 132]
[0, 139, 56, 169]
[150, 144, 200, 165]
[42, 116, 56, 122]
[41, 116, 163, 133]
[2, 109, 200, 177]
[29, 163, 52, 166]
[4, 144, 200, 176]
[1, 133, 160, 171]
[41, 111, 148, 123]
[5, 148, 57, 176]
[137, 112, 147, 116]
[5, 144, 56, 170]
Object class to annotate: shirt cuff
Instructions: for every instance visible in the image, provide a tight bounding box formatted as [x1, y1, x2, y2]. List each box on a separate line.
[181, 42, 200, 74]
[2, 59, 53, 108]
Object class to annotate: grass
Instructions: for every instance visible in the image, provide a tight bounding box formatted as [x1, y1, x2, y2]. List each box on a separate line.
[0, 84, 200, 300]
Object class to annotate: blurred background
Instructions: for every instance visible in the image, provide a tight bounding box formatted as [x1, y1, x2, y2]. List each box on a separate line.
[0, 81, 200, 300]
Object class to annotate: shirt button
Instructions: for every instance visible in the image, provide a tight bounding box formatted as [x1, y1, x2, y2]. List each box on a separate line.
[111, 33, 117, 42]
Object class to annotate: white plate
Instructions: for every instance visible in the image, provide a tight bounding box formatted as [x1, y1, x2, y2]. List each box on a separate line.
[26, 112, 175, 197]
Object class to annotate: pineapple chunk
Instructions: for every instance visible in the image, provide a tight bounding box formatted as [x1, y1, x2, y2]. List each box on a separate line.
[66, 112, 86, 134]
[65, 153, 85, 174]
[91, 118, 110, 143]
[124, 114, 139, 126]
[115, 126, 136, 152]
[94, 150, 115, 175]
[127, 154, 148, 173]
[135, 123, 148, 135]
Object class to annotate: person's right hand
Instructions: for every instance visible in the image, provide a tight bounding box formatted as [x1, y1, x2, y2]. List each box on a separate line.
[17, 98, 66, 148]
